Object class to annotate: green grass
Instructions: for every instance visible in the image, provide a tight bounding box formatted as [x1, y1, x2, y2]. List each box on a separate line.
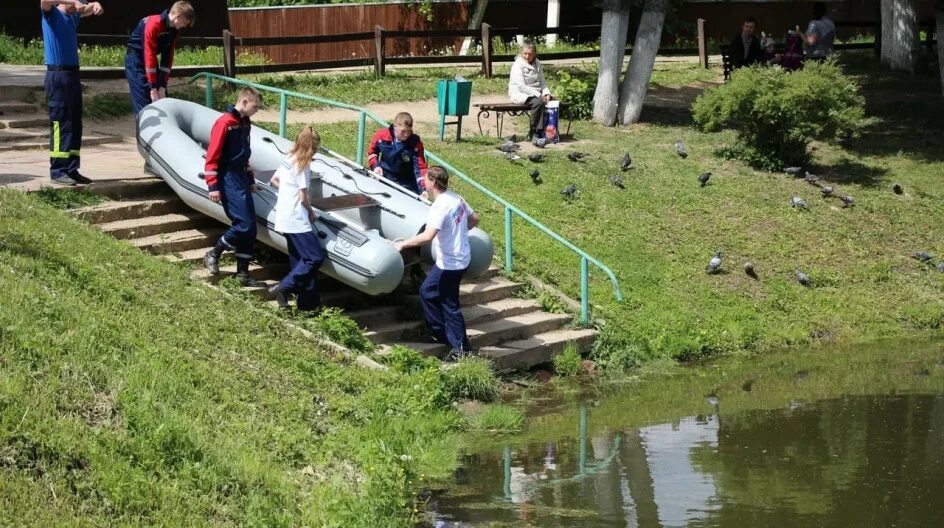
[441, 357, 501, 402]
[465, 404, 525, 433]
[0, 33, 266, 67]
[552, 342, 582, 377]
[0, 189, 474, 526]
[33, 187, 103, 209]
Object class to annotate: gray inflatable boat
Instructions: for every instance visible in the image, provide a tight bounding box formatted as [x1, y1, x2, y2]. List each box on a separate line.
[135, 98, 494, 295]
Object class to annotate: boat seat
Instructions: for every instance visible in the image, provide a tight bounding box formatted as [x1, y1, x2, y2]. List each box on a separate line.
[311, 193, 379, 212]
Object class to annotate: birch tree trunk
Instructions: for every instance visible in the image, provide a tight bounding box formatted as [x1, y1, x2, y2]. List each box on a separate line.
[459, 0, 490, 56]
[880, 0, 920, 72]
[592, 0, 631, 126]
[617, 0, 668, 125]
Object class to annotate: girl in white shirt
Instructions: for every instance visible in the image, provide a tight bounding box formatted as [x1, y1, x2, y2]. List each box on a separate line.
[268, 126, 326, 311]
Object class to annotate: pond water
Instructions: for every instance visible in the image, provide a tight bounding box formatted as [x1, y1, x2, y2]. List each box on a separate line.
[430, 338, 944, 527]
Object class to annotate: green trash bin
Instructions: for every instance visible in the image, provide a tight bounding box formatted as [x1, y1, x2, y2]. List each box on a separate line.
[437, 78, 472, 141]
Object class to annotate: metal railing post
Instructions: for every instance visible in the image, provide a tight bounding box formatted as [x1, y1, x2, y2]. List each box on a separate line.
[580, 256, 589, 325]
[356, 111, 366, 165]
[504, 206, 513, 272]
[278, 92, 287, 138]
[204, 78, 213, 108]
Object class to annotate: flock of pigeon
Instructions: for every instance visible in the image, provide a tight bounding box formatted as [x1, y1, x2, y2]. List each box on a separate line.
[495, 136, 926, 287]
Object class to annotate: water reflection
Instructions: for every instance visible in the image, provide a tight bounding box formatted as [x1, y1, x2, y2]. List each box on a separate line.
[433, 394, 944, 527]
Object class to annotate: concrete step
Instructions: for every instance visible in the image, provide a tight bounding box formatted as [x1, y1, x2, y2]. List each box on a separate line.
[458, 276, 522, 305]
[1, 115, 47, 129]
[87, 178, 173, 200]
[0, 85, 40, 102]
[363, 298, 543, 342]
[74, 197, 185, 224]
[476, 266, 501, 281]
[0, 129, 46, 143]
[131, 227, 225, 255]
[98, 212, 217, 240]
[0, 102, 40, 115]
[479, 328, 597, 372]
[191, 263, 286, 283]
[0, 133, 123, 152]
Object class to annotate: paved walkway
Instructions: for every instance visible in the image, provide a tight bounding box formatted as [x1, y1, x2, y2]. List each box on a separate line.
[0, 140, 149, 191]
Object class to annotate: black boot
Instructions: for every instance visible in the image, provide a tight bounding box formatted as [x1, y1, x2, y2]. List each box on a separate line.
[269, 283, 290, 308]
[235, 258, 262, 287]
[203, 239, 227, 275]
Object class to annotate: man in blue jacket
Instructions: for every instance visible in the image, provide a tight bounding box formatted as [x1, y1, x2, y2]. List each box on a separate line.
[40, 0, 104, 186]
[366, 112, 428, 195]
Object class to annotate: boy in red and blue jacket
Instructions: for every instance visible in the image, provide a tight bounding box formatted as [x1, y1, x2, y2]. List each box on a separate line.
[125, 1, 194, 116]
[202, 87, 262, 286]
[367, 112, 428, 195]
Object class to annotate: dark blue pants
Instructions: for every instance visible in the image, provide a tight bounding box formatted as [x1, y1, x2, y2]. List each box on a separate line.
[45, 70, 82, 178]
[420, 265, 471, 351]
[218, 171, 257, 260]
[125, 52, 152, 116]
[279, 231, 326, 310]
[390, 172, 420, 194]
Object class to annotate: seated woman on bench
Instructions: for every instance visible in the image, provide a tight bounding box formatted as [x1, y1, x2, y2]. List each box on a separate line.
[508, 41, 553, 148]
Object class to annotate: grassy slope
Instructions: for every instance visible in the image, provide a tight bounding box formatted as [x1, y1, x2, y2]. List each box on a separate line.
[0, 190, 464, 526]
[280, 53, 942, 363]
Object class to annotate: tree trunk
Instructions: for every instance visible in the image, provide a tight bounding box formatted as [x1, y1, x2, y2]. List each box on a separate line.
[937, 4, 944, 94]
[880, 0, 920, 72]
[592, 0, 631, 126]
[459, 0, 490, 56]
[617, 0, 668, 125]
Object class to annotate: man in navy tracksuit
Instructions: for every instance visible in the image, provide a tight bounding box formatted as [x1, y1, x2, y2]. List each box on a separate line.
[366, 112, 428, 195]
[40, 0, 103, 186]
[125, 2, 194, 116]
[202, 88, 263, 286]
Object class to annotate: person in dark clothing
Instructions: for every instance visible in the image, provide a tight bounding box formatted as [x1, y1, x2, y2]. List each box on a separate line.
[125, 1, 195, 116]
[202, 87, 263, 286]
[40, 0, 104, 186]
[729, 17, 763, 69]
[366, 112, 428, 195]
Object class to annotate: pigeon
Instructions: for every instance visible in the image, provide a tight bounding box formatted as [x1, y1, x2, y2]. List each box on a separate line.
[698, 172, 712, 187]
[504, 151, 521, 162]
[504, 134, 517, 143]
[561, 183, 577, 200]
[744, 261, 757, 279]
[529, 169, 542, 185]
[620, 153, 633, 172]
[912, 251, 933, 263]
[498, 141, 520, 153]
[675, 140, 688, 158]
[528, 152, 546, 163]
[784, 166, 803, 176]
[791, 196, 808, 209]
[892, 183, 904, 195]
[567, 151, 588, 162]
[795, 268, 811, 287]
[705, 250, 723, 274]
[937, 262, 944, 273]
[803, 172, 819, 185]
[840, 195, 855, 207]
[608, 174, 625, 189]
[820, 186, 834, 197]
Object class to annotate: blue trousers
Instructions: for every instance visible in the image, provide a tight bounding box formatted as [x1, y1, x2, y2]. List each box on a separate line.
[125, 52, 152, 116]
[218, 171, 257, 260]
[279, 231, 326, 310]
[45, 70, 82, 178]
[420, 265, 471, 351]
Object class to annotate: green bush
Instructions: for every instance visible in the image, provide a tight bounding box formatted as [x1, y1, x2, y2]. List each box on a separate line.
[554, 66, 597, 120]
[552, 342, 582, 377]
[691, 60, 865, 170]
[309, 307, 376, 353]
[467, 404, 525, 433]
[441, 357, 500, 402]
[378, 345, 439, 374]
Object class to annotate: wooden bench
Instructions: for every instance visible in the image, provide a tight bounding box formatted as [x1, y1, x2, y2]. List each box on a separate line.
[473, 102, 572, 138]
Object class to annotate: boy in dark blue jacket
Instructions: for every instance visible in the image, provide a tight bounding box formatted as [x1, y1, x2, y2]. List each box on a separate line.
[125, 1, 195, 116]
[366, 112, 428, 195]
[40, 0, 104, 186]
[202, 87, 263, 286]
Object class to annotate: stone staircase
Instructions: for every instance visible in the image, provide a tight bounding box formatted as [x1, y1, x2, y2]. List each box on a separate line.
[73, 178, 596, 372]
[0, 93, 122, 154]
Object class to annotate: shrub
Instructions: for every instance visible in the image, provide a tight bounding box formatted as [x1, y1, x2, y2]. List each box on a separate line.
[554, 66, 597, 120]
[467, 404, 525, 433]
[441, 357, 500, 402]
[552, 342, 582, 377]
[378, 345, 438, 374]
[310, 307, 376, 353]
[691, 60, 865, 170]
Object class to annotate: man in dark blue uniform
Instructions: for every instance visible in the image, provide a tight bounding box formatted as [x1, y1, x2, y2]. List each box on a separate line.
[125, 2, 194, 116]
[40, 0, 104, 186]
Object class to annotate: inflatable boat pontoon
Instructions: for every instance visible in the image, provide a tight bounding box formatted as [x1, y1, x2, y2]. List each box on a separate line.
[136, 99, 494, 296]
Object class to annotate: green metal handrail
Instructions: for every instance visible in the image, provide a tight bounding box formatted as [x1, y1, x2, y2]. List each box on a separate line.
[188, 72, 623, 323]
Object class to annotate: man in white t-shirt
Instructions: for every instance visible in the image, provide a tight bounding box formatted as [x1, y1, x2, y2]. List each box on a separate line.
[267, 130, 326, 311]
[395, 166, 480, 361]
